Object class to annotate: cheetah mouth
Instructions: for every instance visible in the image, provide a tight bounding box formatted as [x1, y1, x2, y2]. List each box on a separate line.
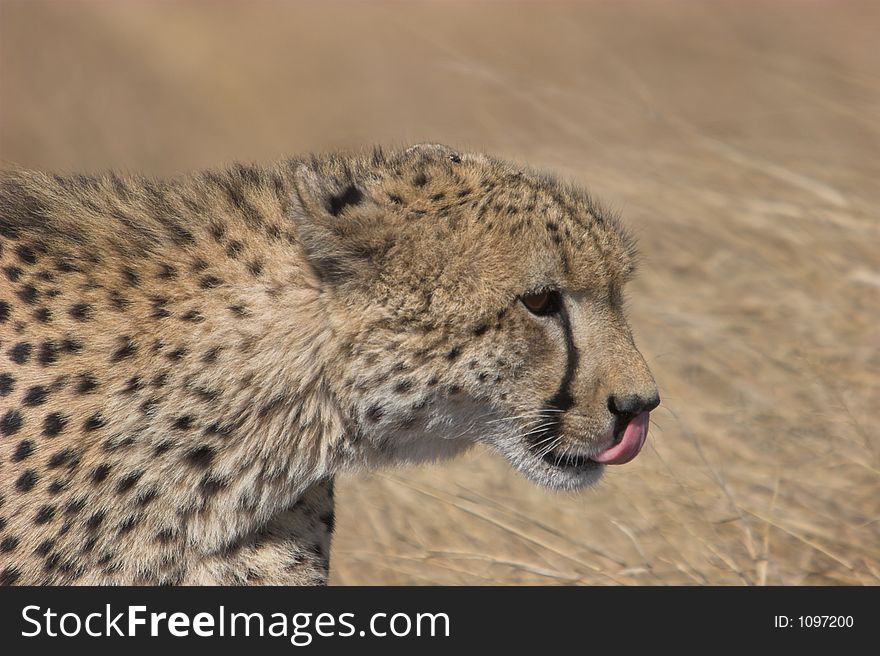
[541, 449, 597, 470]
[526, 410, 651, 485]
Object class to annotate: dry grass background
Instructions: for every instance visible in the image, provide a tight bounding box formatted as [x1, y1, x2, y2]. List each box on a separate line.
[1, 0, 877, 585]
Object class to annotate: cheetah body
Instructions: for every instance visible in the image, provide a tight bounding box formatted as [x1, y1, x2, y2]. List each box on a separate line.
[0, 144, 657, 585]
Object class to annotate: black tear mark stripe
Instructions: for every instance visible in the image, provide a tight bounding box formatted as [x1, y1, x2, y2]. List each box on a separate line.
[548, 301, 578, 412]
[527, 299, 578, 451]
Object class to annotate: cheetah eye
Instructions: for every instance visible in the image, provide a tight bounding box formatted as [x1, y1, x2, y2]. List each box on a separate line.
[520, 290, 561, 316]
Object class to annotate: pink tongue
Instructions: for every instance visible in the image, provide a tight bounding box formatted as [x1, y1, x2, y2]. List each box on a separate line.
[591, 411, 650, 465]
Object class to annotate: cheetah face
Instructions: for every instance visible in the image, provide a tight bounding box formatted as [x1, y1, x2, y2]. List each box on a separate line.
[294, 145, 659, 491]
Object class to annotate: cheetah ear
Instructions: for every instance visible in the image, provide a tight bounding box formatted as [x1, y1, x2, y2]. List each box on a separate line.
[405, 143, 462, 162]
[291, 165, 380, 285]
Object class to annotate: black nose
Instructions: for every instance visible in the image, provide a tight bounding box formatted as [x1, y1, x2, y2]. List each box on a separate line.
[608, 392, 660, 418]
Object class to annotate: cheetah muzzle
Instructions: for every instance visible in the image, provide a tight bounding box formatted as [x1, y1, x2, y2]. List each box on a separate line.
[0, 143, 659, 585]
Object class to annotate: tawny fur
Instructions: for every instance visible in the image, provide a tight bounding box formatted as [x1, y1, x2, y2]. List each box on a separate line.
[0, 144, 657, 585]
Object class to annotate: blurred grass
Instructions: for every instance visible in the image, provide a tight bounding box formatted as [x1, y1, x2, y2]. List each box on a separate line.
[1, 0, 877, 585]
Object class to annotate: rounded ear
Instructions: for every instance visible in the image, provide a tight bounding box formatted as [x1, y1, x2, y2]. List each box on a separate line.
[291, 165, 379, 285]
[405, 143, 461, 162]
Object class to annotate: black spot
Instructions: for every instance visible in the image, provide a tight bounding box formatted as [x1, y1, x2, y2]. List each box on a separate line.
[111, 337, 137, 362]
[34, 505, 56, 524]
[17, 283, 39, 304]
[151, 297, 170, 319]
[34, 308, 52, 323]
[12, 440, 34, 462]
[0, 566, 20, 585]
[327, 185, 364, 216]
[199, 275, 222, 289]
[116, 470, 143, 493]
[199, 474, 228, 496]
[181, 309, 204, 323]
[167, 347, 187, 361]
[69, 303, 93, 321]
[0, 300, 9, 323]
[140, 397, 159, 415]
[247, 260, 263, 277]
[1, 536, 20, 552]
[42, 412, 68, 437]
[210, 222, 227, 242]
[228, 304, 249, 317]
[473, 323, 488, 336]
[172, 415, 195, 430]
[83, 412, 106, 432]
[191, 258, 209, 273]
[91, 464, 111, 483]
[38, 340, 59, 366]
[34, 307, 51, 323]
[153, 440, 173, 456]
[193, 386, 218, 403]
[86, 511, 106, 530]
[47, 448, 72, 468]
[35, 538, 55, 556]
[155, 528, 175, 544]
[1, 409, 23, 435]
[366, 404, 385, 422]
[62, 335, 83, 353]
[446, 346, 462, 361]
[75, 374, 99, 394]
[3, 266, 22, 282]
[121, 267, 140, 287]
[48, 480, 68, 494]
[204, 421, 232, 437]
[135, 487, 159, 507]
[122, 376, 143, 393]
[151, 372, 168, 388]
[158, 264, 177, 279]
[226, 240, 243, 258]
[0, 373, 14, 396]
[394, 379, 413, 393]
[185, 444, 215, 468]
[117, 515, 138, 535]
[56, 259, 77, 273]
[81, 536, 98, 554]
[65, 498, 86, 515]
[108, 290, 130, 311]
[8, 342, 32, 364]
[23, 385, 48, 406]
[413, 172, 428, 187]
[101, 434, 134, 452]
[202, 347, 221, 363]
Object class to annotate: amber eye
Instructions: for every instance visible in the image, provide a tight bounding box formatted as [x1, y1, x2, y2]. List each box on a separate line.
[520, 290, 561, 316]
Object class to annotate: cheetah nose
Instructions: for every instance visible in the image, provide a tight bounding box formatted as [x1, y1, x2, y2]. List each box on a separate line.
[607, 392, 660, 419]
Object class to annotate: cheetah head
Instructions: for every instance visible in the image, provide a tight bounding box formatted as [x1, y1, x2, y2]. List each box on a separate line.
[292, 144, 659, 491]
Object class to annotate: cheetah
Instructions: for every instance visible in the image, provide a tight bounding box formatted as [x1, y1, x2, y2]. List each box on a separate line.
[0, 144, 659, 585]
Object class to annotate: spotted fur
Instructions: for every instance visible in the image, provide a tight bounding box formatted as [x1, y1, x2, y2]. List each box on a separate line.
[0, 144, 657, 585]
